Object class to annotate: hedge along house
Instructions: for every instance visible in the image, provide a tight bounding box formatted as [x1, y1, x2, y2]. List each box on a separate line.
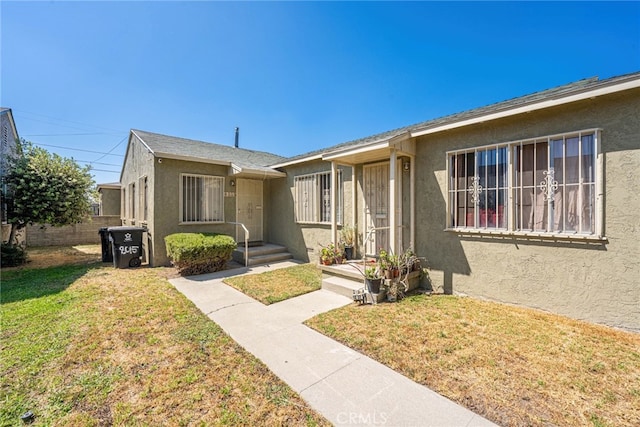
[266, 71, 640, 331]
[119, 129, 286, 267]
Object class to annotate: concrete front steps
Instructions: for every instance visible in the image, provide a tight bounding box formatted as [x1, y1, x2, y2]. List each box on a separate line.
[319, 261, 367, 299]
[320, 261, 423, 302]
[233, 243, 293, 267]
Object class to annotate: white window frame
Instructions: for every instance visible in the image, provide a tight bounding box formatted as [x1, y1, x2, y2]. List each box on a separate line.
[446, 128, 603, 240]
[128, 182, 135, 220]
[294, 170, 343, 224]
[179, 174, 225, 224]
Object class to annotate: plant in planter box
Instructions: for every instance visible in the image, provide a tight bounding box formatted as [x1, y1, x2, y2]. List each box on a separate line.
[378, 249, 400, 279]
[399, 248, 421, 274]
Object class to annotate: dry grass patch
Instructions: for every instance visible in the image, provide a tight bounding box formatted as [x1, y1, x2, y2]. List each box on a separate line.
[3, 244, 103, 270]
[2, 249, 328, 426]
[223, 263, 322, 304]
[305, 294, 640, 427]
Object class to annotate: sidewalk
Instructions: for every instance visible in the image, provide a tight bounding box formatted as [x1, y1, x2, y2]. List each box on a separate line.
[170, 262, 497, 427]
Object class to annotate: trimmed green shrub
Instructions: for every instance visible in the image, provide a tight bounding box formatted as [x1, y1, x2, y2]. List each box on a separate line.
[1, 243, 28, 267]
[164, 233, 237, 276]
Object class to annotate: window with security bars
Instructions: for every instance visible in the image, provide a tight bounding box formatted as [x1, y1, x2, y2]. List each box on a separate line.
[448, 129, 598, 236]
[449, 146, 508, 229]
[514, 133, 595, 234]
[180, 174, 224, 223]
[294, 171, 343, 224]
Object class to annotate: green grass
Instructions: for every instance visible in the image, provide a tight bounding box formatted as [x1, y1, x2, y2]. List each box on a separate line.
[1, 252, 329, 426]
[223, 263, 322, 304]
[1, 263, 100, 423]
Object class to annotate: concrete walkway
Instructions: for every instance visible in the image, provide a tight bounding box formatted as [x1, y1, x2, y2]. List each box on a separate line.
[170, 262, 497, 427]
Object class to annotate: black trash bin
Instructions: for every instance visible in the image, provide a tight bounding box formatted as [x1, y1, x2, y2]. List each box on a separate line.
[108, 226, 145, 268]
[98, 227, 113, 263]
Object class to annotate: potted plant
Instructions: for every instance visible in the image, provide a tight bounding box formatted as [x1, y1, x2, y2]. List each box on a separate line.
[320, 242, 343, 265]
[385, 279, 406, 302]
[363, 264, 382, 294]
[340, 225, 356, 260]
[320, 243, 336, 265]
[379, 249, 400, 279]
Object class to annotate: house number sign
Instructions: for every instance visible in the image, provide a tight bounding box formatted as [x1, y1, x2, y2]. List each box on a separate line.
[119, 245, 139, 255]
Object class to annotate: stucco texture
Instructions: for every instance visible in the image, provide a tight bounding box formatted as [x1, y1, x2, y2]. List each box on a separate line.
[267, 160, 355, 263]
[121, 135, 240, 266]
[413, 89, 640, 331]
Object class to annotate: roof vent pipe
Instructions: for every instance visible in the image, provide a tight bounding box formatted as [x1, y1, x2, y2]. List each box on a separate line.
[234, 127, 239, 148]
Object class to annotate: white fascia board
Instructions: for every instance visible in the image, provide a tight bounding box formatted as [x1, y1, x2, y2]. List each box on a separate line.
[270, 154, 323, 168]
[322, 140, 390, 161]
[411, 78, 640, 138]
[131, 130, 155, 155]
[229, 163, 286, 178]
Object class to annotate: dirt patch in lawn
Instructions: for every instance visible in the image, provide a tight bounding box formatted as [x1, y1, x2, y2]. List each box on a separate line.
[4, 244, 103, 270]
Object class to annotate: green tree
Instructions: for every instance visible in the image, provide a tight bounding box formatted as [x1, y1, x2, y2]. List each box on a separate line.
[4, 140, 96, 245]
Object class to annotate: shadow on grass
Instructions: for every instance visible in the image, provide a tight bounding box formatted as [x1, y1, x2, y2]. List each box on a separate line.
[1, 263, 101, 305]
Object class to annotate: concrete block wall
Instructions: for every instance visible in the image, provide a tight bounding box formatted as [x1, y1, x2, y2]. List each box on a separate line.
[26, 216, 122, 247]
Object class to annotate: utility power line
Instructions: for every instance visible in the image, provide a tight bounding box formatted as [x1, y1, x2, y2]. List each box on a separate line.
[33, 142, 124, 157]
[76, 160, 122, 167]
[22, 132, 112, 137]
[15, 109, 124, 134]
[91, 168, 120, 174]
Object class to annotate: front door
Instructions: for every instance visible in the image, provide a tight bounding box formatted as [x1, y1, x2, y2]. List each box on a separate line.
[364, 163, 389, 255]
[236, 179, 263, 243]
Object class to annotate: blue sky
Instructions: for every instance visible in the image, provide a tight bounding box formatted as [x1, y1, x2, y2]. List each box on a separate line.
[2, 1, 639, 185]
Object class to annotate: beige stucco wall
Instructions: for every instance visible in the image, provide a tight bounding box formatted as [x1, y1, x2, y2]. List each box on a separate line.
[267, 160, 355, 263]
[26, 216, 122, 246]
[98, 187, 121, 216]
[413, 88, 640, 331]
[121, 134, 278, 266]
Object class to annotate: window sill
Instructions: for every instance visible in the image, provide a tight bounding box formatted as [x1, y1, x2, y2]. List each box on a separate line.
[445, 228, 607, 242]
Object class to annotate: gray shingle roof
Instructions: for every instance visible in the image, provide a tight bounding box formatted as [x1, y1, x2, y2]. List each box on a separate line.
[132, 129, 285, 172]
[285, 71, 640, 163]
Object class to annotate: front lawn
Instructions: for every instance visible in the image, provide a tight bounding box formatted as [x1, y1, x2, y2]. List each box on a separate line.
[306, 294, 640, 427]
[223, 263, 322, 304]
[1, 249, 328, 426]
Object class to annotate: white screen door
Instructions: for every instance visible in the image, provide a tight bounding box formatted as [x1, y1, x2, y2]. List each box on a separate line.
[364, 163, 389, 255]
[236, 179, 263, 243]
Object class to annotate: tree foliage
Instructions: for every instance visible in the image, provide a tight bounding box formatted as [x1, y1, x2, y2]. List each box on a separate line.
[4, 140, 96, 244]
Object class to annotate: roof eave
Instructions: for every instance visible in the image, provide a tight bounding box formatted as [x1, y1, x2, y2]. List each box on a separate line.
[322, 140, 390, 161]
[411, 77, 640, 138]
[270, 154, 324, 168]
[229, 163, 286, 179]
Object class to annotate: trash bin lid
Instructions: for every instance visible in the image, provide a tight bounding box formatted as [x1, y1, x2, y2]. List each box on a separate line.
[108, 226, 145, 244]
[107, 226, 146, 232]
